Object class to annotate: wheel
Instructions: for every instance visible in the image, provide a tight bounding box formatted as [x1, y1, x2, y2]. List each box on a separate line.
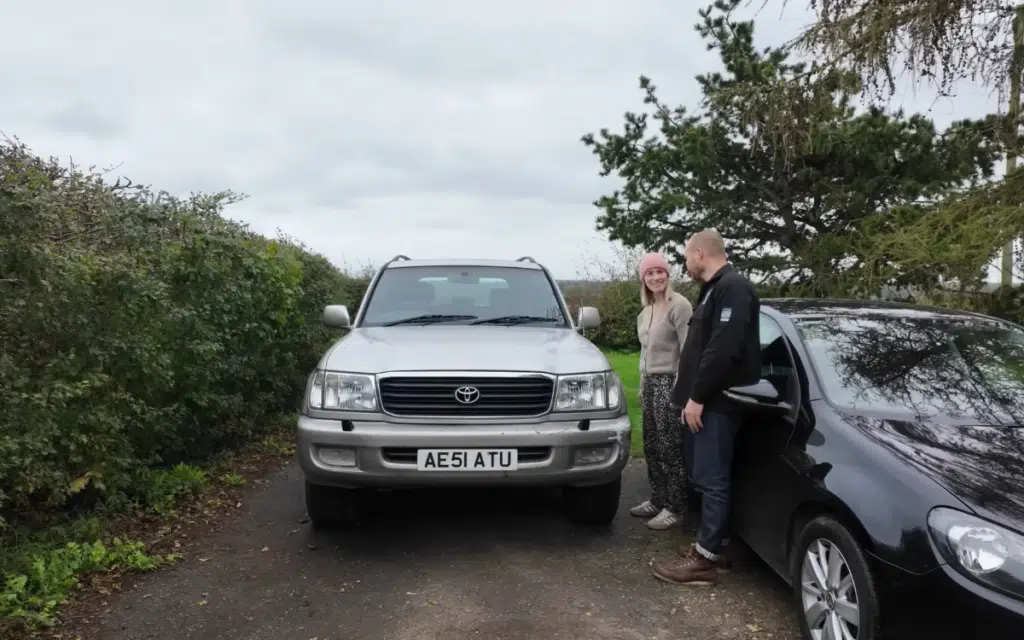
[563, 475, 622, 526]
[790, 514, 881, 640]
[304, 481, 359, 529]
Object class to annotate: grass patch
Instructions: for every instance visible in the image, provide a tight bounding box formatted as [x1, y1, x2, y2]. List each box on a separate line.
[0, 414, 299, 637]
[603, 350, 643, 456]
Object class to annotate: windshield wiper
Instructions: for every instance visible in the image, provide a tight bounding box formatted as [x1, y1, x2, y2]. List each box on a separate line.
[470, 315, 560, 326]
[384, 314, 477, 326]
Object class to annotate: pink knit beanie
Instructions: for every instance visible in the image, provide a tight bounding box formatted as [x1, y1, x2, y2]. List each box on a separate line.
[638, 252, 670, 279]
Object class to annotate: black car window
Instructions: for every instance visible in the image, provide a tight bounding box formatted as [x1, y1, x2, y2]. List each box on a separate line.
[793, 313, 1024, 424]
[360, 265, 567, 328]
[759, 313, 798, 405]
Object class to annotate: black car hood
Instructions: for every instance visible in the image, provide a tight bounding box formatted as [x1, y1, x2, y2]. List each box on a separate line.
[841, 411, 1024, 532]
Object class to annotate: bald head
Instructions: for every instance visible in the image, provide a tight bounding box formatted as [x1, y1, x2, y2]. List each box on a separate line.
[687, 229, 726, 257]
[683, 229, 728, 282]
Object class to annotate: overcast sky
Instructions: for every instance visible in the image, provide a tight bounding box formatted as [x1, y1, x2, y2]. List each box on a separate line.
[0, 0, 1001, 279]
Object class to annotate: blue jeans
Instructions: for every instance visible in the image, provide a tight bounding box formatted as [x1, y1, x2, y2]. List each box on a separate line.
[683, 410, 741, 558]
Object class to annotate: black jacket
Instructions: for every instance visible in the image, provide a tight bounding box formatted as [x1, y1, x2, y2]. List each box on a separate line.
[670, 264, 761, 410]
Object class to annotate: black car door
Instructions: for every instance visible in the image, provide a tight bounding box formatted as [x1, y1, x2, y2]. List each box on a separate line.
[730, 312, 806, 577]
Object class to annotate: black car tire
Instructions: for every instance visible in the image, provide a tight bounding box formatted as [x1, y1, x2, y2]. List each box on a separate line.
[790, 514, 882, 640]
[563, 475, 622, 526]
[304, 481, 359, 530]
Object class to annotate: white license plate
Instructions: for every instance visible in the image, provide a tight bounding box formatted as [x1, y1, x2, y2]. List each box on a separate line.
[416, 449, 519, 471]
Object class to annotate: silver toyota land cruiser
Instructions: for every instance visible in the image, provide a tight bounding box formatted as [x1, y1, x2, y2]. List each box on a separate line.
[296, 255, 631, 528]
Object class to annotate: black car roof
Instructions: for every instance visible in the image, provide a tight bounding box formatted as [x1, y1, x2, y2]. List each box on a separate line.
[761, 297, 995, 322]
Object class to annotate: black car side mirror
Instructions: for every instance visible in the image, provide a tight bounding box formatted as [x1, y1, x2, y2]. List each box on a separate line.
[723, 379, 792, 415]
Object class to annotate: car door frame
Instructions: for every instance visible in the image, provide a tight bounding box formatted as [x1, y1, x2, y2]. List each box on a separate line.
[728, 307, 819, 577]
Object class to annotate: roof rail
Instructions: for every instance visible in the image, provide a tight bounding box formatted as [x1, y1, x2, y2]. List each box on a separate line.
[386, 254, 411, 265]
[515, 256, 538, 263]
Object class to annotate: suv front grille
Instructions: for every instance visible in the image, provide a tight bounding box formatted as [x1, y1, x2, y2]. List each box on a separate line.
[378, 375, 554, 417]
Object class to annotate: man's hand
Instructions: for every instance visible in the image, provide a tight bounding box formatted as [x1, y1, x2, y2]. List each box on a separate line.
[682, 399, 704, 433]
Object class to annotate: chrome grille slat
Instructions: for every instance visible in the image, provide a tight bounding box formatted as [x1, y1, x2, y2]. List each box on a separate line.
[378, 375, 554, 417]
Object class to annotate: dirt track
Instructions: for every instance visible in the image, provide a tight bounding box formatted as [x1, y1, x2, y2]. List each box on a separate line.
[71, 460, 800, 639]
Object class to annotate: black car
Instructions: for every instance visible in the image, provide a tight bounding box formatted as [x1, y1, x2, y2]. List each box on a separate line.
[724, 299, 1024, 639]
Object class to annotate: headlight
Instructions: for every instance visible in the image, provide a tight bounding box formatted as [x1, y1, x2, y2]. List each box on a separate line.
[308, 371, 378, 412]
[554, 371, 621, 412]
[927, 506, 1024, 598]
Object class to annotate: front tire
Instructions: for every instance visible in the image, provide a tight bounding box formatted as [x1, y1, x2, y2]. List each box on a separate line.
[563, 475, 622, 526]
[304, 481, 359, 530]
[790, 515, 881, 640]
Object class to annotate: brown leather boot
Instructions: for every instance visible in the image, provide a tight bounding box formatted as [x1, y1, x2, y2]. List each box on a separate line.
[651, 548, 718, 585]
[678, 542, 732, 573]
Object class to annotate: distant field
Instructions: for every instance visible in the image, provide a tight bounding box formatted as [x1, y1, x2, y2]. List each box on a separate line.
[603, 350, 643, 456]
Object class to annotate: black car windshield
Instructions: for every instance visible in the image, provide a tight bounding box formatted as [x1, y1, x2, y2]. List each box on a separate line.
[359, 265, 568, 328]
[794, 312, 1024, 425]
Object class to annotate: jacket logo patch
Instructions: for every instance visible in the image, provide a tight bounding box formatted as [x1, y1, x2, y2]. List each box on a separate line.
[720, 307, 732, 322]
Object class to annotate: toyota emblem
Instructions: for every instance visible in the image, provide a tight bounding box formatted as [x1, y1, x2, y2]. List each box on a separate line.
[454, 386, 481, 404]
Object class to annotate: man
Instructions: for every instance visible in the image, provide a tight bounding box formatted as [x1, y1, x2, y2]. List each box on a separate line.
[651, 229, 760, 586]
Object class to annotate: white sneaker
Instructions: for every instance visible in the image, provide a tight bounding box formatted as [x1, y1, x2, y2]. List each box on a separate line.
[646, 509, 684, 530]
[630, 500, 660, 518]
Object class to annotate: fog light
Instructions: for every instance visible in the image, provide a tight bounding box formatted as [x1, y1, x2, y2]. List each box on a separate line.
[317, 446, 357, 468]
[573, 445, 613, 466]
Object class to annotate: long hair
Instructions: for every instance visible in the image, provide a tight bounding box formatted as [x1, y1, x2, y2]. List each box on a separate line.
[641, 279, 674, 307]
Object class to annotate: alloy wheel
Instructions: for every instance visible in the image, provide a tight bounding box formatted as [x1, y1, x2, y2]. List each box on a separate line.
[800, 538, 860, 640]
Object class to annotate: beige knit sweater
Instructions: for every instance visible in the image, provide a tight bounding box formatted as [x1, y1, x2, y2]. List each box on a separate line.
[636, 291, 693, 385]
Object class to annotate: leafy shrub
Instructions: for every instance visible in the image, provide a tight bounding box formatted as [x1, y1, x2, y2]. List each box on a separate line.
[0, 141, 350, 522]
[586, 280, 643, 351]
[1, 537, 169, 627]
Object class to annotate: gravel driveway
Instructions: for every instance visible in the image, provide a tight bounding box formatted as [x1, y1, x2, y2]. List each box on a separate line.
[73, 460, 800, 639]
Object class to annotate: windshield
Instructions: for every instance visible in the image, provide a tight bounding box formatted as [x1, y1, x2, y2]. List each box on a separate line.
[359, 265, 568, 328]
[794, 312, 1024, 425]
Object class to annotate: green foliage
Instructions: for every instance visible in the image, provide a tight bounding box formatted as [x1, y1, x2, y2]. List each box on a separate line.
[585, 281, 642, 351]
[0, 139, 358, 523]
[1, 537, 171, 627]
[0, 133, 353, 630]
[338, 272, 370, 315]
[130, 464, 208, 515]
[822, 168, 1024, 293]
[796, 0, 1016, 101]
[0, 468, 200, 630]
[581, 0, 1007, 293]
[219, 472, 247, 487]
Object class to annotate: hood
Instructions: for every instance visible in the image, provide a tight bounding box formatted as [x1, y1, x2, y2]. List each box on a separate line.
[843, 411, 1024, 531]
[320, 326, 611, 375]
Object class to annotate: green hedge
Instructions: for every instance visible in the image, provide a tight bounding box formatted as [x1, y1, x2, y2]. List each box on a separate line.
[0, 142, 363, 523]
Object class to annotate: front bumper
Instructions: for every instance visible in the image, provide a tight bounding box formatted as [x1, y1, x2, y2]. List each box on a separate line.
[872, 552, 1024, 638]
[296, 413, 632, 489]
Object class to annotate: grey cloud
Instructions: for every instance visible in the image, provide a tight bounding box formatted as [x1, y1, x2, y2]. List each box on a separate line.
[254, 0, 711, 85]
[43, 103, 125, 138]
[267, 19, 612, 82]
[297, 157, 598, 211]
[245, 129, 599, 211]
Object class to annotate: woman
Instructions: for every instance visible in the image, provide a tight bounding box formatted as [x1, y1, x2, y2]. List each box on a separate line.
[630, 252, 694, 530]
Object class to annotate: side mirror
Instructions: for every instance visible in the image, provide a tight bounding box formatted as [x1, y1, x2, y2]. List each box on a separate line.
[722, 379, 791, 414]
[322, 304, 351, 329]
[577, 306, 600, 331]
